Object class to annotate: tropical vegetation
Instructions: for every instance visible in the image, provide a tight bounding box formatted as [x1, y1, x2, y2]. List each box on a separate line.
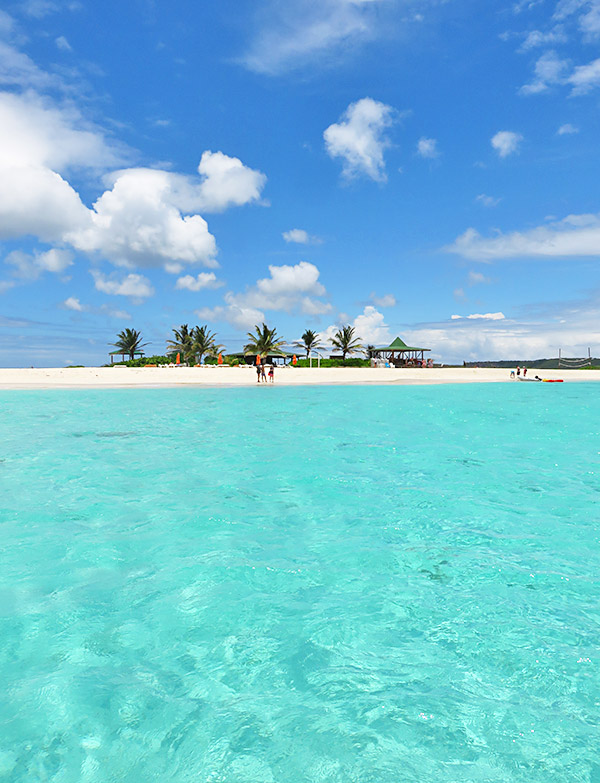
[166, 323, 222, 364]
[191, 325, 223, 364]
[295, 329, 322, 358]
[111, 328, 148, 360]
[244, 323, 286, 358]
[166, 324, 194, 362]
[108, 320, 375, 367]
[294, 357, 369, 368]
[331, 325, 363, 360]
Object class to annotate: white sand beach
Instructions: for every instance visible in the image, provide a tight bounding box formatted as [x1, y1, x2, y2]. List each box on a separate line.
[0, 366, 598, 389]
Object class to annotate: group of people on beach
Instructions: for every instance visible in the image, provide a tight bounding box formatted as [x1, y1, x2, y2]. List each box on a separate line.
[256, 362, 275, 383]
[510, 366, 527, 378]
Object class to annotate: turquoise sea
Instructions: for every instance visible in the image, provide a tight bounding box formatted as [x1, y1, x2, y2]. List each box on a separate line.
[0, 384, 599, 782]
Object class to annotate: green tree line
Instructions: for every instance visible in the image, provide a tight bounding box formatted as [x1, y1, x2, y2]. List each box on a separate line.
[111, 323, 365, 364]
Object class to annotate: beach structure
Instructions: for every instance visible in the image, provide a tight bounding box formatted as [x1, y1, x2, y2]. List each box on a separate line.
[108, 349, 145, 363]
[371, 337, 431, 366]
[229, 350, 296, 366]
[558, 347, 594, 368]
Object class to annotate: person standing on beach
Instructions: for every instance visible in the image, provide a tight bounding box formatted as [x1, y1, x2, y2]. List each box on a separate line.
[261, 362, 267, 382]
[523, 366, 527, 377]
[268, 364, 274, 383]
[256, 363, 262, 383]
[516, 366, 521, 376]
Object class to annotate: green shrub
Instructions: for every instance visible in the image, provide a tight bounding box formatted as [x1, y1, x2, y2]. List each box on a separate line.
[294, 357, 370, 368]
[108, 354, 176, 367]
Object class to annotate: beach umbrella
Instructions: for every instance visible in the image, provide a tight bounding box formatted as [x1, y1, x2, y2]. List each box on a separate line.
[256, 354, 261, 365]
[218, 353, 223, 365]
[292, 355, 297, 365]
[176, 352, 180, 364]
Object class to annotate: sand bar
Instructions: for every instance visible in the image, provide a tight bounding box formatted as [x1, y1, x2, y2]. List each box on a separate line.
[0, 366, 598, 389]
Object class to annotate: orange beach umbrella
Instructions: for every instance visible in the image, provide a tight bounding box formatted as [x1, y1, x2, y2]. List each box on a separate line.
[256, 354, 261, 365]
[292, 355, 297, 365]
[176, 352, 180, 365]
[218, 353, 223, 365]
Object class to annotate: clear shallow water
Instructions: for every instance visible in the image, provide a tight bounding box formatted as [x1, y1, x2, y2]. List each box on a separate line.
[0, 383, 599, 783]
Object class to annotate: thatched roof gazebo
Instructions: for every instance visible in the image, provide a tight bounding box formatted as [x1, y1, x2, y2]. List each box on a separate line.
[371, 337, 431, 366]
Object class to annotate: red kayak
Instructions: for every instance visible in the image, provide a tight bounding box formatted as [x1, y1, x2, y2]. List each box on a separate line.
[542, 379, 564, 383]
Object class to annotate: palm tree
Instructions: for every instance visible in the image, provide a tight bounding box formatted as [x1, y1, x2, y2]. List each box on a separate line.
[112, 328, 148, 360]
[244, 323, 286, 358]
[166, 324, 194, 363]
[295, 329, 322, 359]
[191, 325, 223, 364]
[331, 325, 363, 360]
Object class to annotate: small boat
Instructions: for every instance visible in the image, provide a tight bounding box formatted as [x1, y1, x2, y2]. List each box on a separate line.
[516, 376, 541, 382]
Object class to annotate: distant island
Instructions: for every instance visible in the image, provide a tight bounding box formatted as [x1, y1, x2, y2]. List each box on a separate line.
[462, 358, 600, 370]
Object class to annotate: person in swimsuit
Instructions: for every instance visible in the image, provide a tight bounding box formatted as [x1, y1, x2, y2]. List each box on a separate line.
[268, 364, 274, 383]
[261, 362, 267, 382]
[256, 363, 262, 382]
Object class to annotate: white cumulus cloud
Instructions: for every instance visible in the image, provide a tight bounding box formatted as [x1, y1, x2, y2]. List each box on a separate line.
[233, 261, 330, 314]
[468, 270, 491, 285]
[241, 0, 389, 75]
[569, 56, 600, 94]
[557, 122, 579, 134]
[55, 35, 72, 52]
[491, 130, 523, 157]
[191, 150, 267, 213]
[353, 305, 391, 344]
[451, 312, 505, 320]
[416, 137, 439, 158]
[521, 27, 567, 49]
[60, 296, 132, 319]
[283, 228, 310, 244]
[476, 193, 501, 207]
[324, 97, 395, 181]
[175, 272, 223, 291]
[319, 305, 391, 349]
[91, 270, 154, 299]
[448, 212, 600, 260]
[196, 299, 266, 332]
[62, 296, 83, 311]
[0, 93, 267, 272]
[5, 247, 72, 279]
[197, 261, 331, 330]
[0, 92, 124, 173]
[68, 168, 219, 270]
[406, 304, 600, 364]
[371, 293, 396, 308]
[520, 50, 568, 94]
[282, 228, 322, 244]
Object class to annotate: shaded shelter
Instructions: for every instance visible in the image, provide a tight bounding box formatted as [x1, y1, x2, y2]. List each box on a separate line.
[109, 349, 145, 363]
[371, 337, 431, 366]
[230, 350, 296, 366]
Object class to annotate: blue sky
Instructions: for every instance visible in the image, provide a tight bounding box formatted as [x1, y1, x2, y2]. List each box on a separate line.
[1, 0, 600, 366]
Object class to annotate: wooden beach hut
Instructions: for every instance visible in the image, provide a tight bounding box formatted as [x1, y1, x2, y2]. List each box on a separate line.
[371, 337, 431, 367]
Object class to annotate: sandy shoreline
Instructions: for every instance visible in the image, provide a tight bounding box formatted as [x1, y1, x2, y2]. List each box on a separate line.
[0, 366, 598, 389]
